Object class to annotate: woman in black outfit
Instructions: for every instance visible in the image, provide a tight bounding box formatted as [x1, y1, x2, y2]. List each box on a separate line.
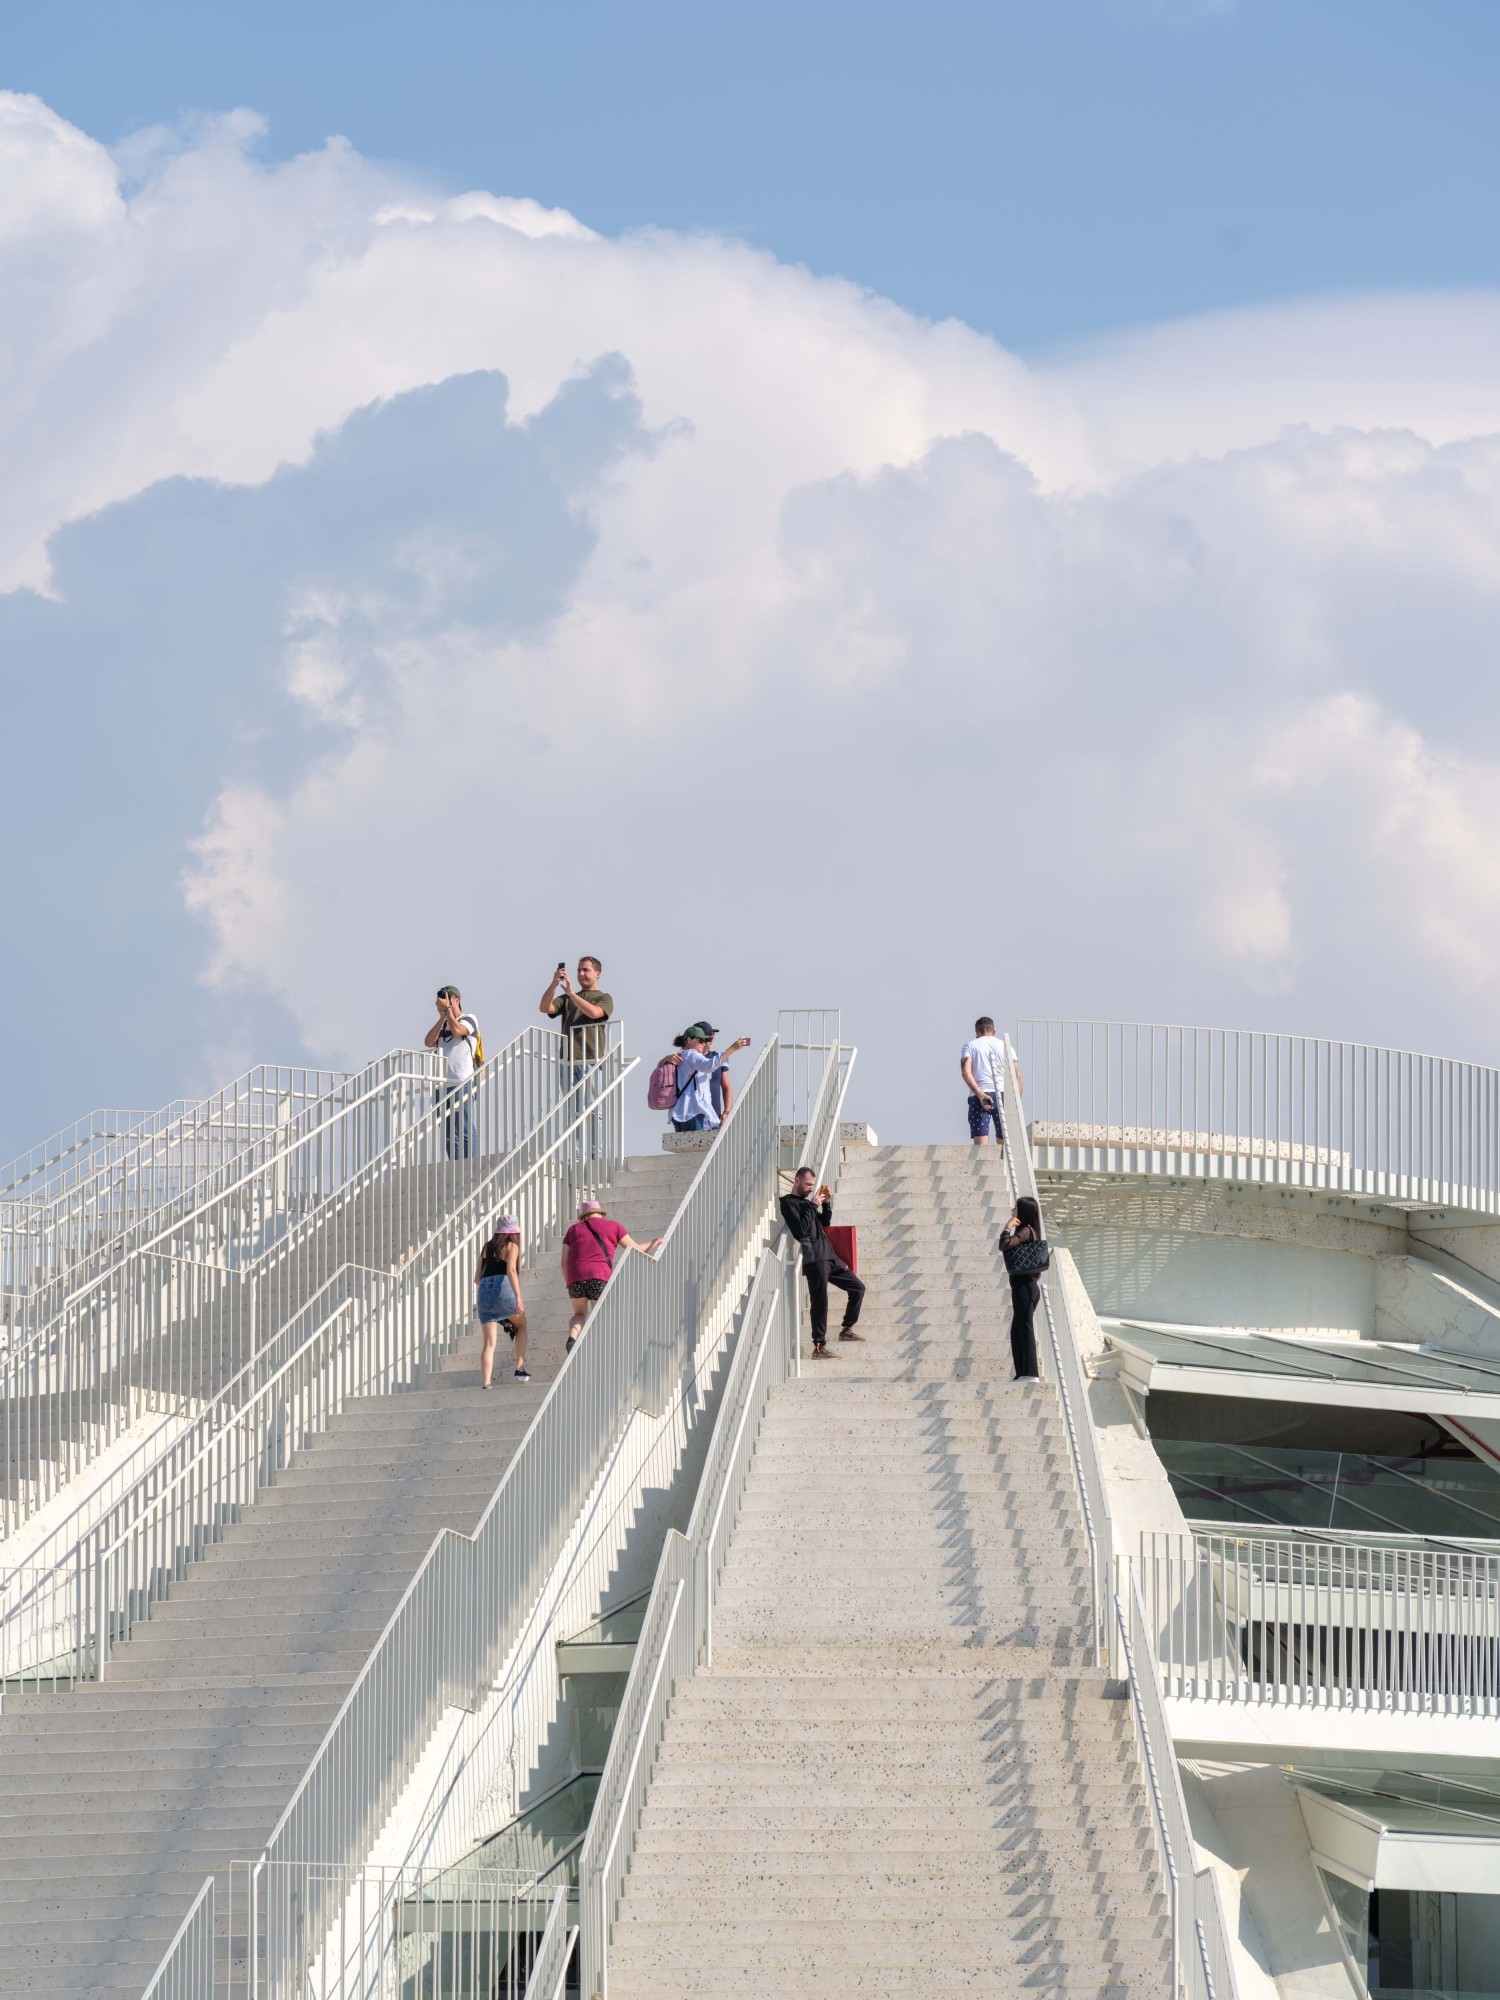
[999, 1195, 1046, 1380]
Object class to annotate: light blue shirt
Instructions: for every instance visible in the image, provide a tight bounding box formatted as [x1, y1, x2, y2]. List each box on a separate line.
[673, 1049, 723, 1126]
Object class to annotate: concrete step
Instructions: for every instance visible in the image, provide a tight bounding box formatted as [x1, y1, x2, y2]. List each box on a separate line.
[647, 1707, 1138, 1746]
[608, 1975, 1160, 2000]
[0, 1732, 329, 1777]
[615, 1886, 1169, 1931]
[625, 1832, 1160, 1876]
[637, 1783, 1153, 1822]
[645, 1759, 1144, 1799]
[668, 1687, 1124, 1715]
[603, 1917, 1167, 1966]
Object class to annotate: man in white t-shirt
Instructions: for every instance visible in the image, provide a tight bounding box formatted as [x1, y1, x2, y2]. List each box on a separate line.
[425, 984, 479, 1158]
[959, 1015, 1012, 1149]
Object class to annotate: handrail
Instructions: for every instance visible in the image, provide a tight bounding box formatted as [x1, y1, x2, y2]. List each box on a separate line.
[1, 1064, 353, 1300]
[2, 1060, 381, 1324]
[1118, 1567, 1234, 2000]
[997, 1039, 1112, 1663]
[2, 1026, 598, 1535]
[579, 1031, 854, 1999]
[532, 1885, 576, 2000]
[1, 1104, 164, 1202]
[1017, 1018, 1500, 1213]
[138, 1875, 212, 2000]
[1144, 1528, 1500, 1714]
[250, 1034, 785, 1996]
[0, 1052, 629, 1683]
[230, 1860, 571, 2000]
[1005, 1045, 1238, 1998]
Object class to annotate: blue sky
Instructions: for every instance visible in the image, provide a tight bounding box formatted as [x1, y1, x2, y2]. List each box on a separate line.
[4, 0, 1500, 349]
[4, 4, 1500, 1157]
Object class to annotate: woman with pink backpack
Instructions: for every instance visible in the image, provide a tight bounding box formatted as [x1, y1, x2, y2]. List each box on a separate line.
[648, 1025, 751, 1133]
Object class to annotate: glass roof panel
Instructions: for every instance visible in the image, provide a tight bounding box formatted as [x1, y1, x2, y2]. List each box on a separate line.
[1112, 1324, 1500, 1394]
[1291, 1766, 1500, 1838]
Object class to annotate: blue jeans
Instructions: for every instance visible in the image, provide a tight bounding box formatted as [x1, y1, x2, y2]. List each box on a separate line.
[564, 1058, 606, 1160]
[438, 1081, 475, 1160]
[671, 1112, 711, 1132]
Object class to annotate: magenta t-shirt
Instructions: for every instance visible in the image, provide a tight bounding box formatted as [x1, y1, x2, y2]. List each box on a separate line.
[564, 1216, 628, 1285]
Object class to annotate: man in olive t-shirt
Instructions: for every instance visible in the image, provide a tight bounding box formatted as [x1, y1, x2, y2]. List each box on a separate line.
[540, 957, 614, 1061]
[541, 957, 614, 1158]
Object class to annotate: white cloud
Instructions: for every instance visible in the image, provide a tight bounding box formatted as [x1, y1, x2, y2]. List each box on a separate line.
[7, 94, 1500, 1140]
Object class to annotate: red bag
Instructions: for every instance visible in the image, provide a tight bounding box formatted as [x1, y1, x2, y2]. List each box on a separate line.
[825, 1224, 857, 1273]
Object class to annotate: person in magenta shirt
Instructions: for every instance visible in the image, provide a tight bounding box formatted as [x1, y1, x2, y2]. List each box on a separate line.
[561, 1198, 662, 1353]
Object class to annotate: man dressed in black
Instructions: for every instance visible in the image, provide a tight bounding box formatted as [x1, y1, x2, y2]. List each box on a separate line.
[779, 1166, 866, 1358]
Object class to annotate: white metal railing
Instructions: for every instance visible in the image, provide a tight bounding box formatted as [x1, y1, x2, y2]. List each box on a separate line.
[1, 1065, 351, 1303]
[242, 1031, 795, 1999]
[2, 1026, 606, 1536]
[1006, 1046, 1238, 1999]
[531, 1885, 577, 2000]
[230, 1863, 569, 1999]
[580, 1031, 853, 2000]
[778, 1009, 843, 1137]
[1, 1103, 174, 1201]
[1195, 1866, 1236, 2000]
[1118, 1567, 1234, 2000]
[1, 1049, 631, 1687]
[998, 1040, 1112, 1663]
[140, 1876, 213, 2000]
[1142, 1529, 1500, 1714]
[1017, 1019, 1500, 1212]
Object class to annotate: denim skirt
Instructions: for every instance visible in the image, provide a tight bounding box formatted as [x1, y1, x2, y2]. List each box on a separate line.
[476, 1274, 518, 1323]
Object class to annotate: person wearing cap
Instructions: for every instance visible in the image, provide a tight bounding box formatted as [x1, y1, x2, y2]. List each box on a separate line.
[694, 1023, 739, 1121]
[560, 1199, 663, 1352]
[667, 1026, 751, 1133]
[473, 1215, 529, 1385]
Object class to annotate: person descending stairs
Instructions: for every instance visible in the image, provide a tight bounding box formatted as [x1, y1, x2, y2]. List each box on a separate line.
[605, 1143, 1171, 1997]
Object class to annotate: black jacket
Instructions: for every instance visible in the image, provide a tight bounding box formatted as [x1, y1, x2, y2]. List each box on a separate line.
[780, 1191, 834, 1270]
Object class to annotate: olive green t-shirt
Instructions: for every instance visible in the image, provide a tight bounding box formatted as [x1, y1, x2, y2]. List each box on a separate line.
[553, 989, 614, 1060]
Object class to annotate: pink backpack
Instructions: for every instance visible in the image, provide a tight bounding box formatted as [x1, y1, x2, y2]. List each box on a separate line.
[647, 1057, 680, 1111]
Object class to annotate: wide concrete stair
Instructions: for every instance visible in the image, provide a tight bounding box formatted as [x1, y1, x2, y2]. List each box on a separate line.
[0, 1151, 695, 1999]
[1, 1136, 580, 1535]
[606, 1144, 1169, 1997]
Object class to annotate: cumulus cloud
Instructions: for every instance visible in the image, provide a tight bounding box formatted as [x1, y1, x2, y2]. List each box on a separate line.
[4, 92, 1500, 1148]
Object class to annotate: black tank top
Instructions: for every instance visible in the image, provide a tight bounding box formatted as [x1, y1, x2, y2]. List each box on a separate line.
[479, 1238, 512, 1278]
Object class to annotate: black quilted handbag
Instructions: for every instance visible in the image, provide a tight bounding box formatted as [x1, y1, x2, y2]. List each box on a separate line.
[1002, 1233, 1050, 1276]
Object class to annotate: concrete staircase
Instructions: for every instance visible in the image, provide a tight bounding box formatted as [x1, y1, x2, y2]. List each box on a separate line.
[0, 1152, 695, 1999]
[606, 1144, 1170, 1997]
[2, 1150, 531, 1533]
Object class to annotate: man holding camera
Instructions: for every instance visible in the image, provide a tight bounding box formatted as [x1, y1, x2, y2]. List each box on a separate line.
[540, 957, 615, 1158]
[424, 985, 479, 1159]
[779, 1165, 866, 1358]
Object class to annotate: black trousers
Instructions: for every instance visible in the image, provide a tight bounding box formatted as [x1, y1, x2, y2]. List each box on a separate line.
[1009, 1275, 1040, 1378]
[805, 1255, 865, 1345]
